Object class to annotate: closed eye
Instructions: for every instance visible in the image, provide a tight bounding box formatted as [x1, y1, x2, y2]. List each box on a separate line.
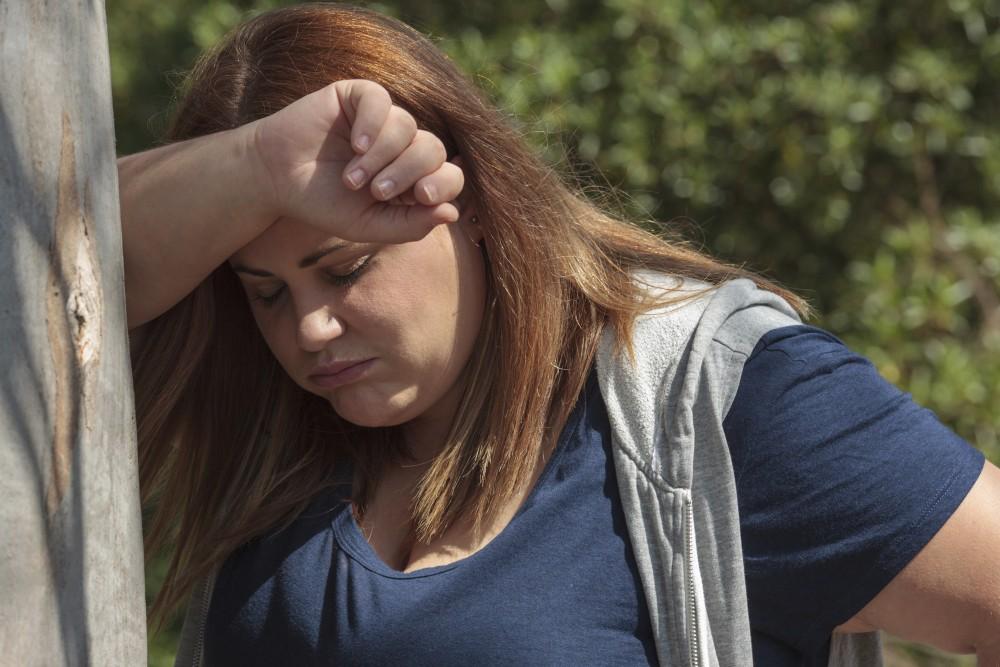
[251, 285, 285, 306]
[248, 255, 374, 308]
[326, 255, 374, 288]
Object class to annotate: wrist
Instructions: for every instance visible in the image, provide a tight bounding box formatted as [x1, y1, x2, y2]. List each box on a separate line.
[239, 119, 282, 224]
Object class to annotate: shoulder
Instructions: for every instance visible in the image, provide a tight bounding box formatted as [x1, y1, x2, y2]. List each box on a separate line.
[595, 277, 806, 483]
[722, 322, 987, 651]
[623, 274, 802, 355]
[599, 275, 806, 421]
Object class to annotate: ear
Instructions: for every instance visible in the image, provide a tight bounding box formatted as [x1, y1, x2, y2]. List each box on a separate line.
[450, 154, 475, 213]
[450, 155, 483, 244]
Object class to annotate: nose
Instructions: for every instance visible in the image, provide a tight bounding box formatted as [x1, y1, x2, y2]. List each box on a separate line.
[296, 304, 345, 352]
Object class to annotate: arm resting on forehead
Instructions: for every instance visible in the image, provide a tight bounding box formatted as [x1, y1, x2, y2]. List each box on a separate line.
[118, 79, 463, 330]
[118, 123, 274, 329]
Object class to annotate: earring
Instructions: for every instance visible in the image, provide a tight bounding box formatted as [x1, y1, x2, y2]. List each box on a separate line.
[464, 214, 483, 248]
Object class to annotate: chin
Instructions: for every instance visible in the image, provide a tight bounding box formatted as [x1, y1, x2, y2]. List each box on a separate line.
[326, 393, 418, 429]
[332, 409, 405, 429]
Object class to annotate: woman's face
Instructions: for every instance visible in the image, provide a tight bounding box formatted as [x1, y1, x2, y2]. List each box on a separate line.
[228, 216, 487, 437]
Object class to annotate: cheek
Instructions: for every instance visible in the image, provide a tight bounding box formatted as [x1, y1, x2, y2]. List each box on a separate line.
[361, 243, 483, 362]
[400, 254, 485, 392]
[250, 309, 298, 372]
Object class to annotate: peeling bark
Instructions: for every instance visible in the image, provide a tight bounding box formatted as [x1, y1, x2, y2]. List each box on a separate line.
[0, 1, 146, 664]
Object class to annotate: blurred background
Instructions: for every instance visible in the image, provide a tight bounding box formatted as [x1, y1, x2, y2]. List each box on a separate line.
[107, 0, 998, 664]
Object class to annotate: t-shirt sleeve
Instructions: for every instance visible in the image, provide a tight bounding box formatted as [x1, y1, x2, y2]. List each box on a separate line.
[722, 324, 985, 657]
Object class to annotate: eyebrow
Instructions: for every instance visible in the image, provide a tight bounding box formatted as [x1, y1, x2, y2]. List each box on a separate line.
[231, 241, 352, 277]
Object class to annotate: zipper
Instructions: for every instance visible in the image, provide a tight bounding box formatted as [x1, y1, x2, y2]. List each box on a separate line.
[190, 577, 213, 667]
[685, 495, 701, 667]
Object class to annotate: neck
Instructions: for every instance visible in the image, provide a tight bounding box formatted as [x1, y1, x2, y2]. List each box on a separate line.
[400, 365, 471, 465]
[401, 399, 457, 465]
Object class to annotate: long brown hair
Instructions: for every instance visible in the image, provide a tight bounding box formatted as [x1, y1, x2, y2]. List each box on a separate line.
[134, 3, 807, 629]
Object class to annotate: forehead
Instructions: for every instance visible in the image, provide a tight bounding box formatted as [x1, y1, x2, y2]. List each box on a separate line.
[229, 217, 352, 267]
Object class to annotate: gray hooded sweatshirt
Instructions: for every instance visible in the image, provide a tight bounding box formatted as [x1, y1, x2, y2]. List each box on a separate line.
[175, 277, 883, 666]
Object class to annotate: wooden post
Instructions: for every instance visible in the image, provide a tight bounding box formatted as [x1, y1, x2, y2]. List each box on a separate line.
[0, 1, 147, 664]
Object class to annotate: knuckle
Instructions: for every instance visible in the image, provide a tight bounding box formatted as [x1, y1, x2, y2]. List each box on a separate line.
[322, 82, 342, 105]
[440, 161, 465, 188]
[363, 80, 391, 107]
[390, 106, 418, 135]
[415, 131, 447, 163]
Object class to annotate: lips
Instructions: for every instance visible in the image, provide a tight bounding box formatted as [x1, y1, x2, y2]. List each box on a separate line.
[311, 359, 371, 376]
[308, 358, 376, 389]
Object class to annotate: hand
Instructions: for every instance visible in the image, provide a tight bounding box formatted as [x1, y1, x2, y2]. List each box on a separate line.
[250, 79, 463, 243]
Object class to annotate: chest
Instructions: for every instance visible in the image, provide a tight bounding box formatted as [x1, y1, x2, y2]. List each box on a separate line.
[354, 453, 547, 573]
[204, 381, 659, 665]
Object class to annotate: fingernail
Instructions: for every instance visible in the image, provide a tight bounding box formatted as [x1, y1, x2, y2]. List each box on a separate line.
[347, 168, 366, 189]
[355, 134, 371, 152]
[375, 178, 395, 199]
[422, 183, 438, 202]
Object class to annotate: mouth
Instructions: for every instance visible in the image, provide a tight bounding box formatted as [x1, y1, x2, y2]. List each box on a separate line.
[308, 358, 376, 389]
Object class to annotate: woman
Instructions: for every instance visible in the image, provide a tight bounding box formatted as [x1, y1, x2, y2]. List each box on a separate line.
[121, 4, 1000, 665]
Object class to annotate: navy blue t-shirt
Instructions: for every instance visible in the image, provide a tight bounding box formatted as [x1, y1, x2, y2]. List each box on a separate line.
[729, 325, 984, 663]
[204, 325, 985, 665]
[206, 367, 658, 665]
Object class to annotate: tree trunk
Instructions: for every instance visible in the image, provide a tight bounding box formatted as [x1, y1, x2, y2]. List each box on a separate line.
[0, 1, 147, 664]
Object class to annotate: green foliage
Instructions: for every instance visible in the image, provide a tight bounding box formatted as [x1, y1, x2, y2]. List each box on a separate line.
[429, 0, 1000, 461]
[109, 0, 1000, 663]
[145, 552, 184, 667]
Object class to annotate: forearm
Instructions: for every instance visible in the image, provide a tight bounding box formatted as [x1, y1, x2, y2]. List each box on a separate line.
[118, 122, 275, 328]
